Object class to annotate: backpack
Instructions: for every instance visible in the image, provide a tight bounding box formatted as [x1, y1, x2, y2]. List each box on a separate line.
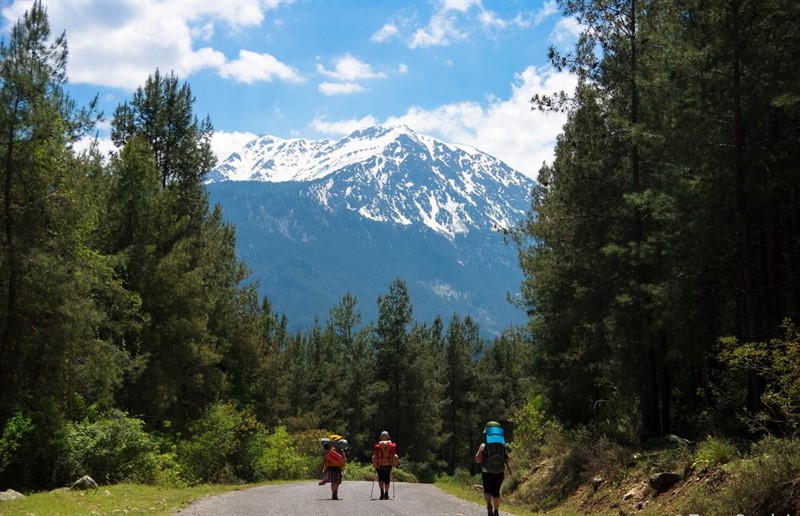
[321, 436, 348, 468]
[482, 423, 507, 474]
[373, 440, 399, 467]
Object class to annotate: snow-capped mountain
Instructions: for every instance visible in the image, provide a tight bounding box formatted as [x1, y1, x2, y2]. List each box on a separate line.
[209, 125, 534, 240]
[206, 125, 535, 335]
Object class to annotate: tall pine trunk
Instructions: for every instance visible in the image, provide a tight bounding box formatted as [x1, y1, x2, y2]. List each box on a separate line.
[729, 1, 764, 414]
[0, 100, 19, 417]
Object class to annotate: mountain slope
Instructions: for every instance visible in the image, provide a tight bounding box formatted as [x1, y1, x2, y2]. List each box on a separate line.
[207, 125, 534, 335]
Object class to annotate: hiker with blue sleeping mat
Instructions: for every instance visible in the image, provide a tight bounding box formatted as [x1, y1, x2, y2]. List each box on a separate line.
[319, 434, 348, 500]
[474, 421, 509, 516]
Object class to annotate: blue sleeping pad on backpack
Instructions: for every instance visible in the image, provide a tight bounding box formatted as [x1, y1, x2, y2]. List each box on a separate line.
[485, 425, 505, 444]
[483, 425, 506, 473]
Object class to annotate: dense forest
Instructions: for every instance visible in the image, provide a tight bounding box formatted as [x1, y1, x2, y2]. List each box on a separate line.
[1, 0, 800, 502]
[518, 0, 800, 441]
[0, 1, 530, 490]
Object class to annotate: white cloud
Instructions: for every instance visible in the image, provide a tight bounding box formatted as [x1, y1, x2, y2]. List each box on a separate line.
[211, 130, 259, 162]
[398, 63, 409, 74]
[315, 55, 385, 96]
[371, 23, 400, 43]
[190, 21, 215, 42]
[410, 9, 467, 48]
[74, 127, 258, 166]
[442, 0, 481, 13]
[319, 82, 365, 96]
[73, 134, 116, 162]
[311, 115, 380, 136]
[219, 50, 303, 84]
[477, 9, 507, 29]
[394, 0, 532, 48]
[551, 17, 583, 50]
[535, 0, 559, 25]
[313, 66, 577, 180]
[478, 9, 529, 30]
[1, 0, 296, 90]
[316, 55, 386, 81]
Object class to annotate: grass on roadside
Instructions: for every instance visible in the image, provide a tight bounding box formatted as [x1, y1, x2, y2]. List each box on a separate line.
[434, 472, 542, 516]
[0, 482, 258, 516]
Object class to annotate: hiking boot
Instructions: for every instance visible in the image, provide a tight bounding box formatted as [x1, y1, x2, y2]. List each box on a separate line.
[493, 510, 499, 516]
[332, 492, 338, 500]
[487, 503, 493, 516]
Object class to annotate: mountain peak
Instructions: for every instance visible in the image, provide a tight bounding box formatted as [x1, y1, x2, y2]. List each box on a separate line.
[209, 125, 534, 239]
[347, 124, 414, 139]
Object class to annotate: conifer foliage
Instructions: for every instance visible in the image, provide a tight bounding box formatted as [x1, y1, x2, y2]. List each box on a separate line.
[5, 0, 798, 495]
[0, 1, 132, 488]
[518, 0, 800, 438]
[0, 4, 528, 489]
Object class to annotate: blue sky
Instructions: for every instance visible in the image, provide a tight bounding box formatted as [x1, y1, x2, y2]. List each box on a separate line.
[1, 0, 579, 179]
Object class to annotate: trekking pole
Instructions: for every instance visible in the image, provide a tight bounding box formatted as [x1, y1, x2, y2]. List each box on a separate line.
[392, 470, 396, 499]
[370, 471, 375, 500]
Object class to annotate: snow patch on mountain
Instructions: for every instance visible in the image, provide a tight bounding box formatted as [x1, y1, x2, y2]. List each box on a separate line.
[210, 125, 535, 239]
[425, 280, 467, 301]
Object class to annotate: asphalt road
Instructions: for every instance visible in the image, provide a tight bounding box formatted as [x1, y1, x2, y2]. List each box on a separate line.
[173, 481, 512, 516]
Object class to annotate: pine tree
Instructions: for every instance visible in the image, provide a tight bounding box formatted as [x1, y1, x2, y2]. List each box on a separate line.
[400, 321, 445, 474]
[0, 1, 136, 488]
[329, 293, 379, 460]
[522, 0, 800, 438]
[441, 314, 483, 472]
[107, 70, 249, 431]
[374, 278, 414, 440]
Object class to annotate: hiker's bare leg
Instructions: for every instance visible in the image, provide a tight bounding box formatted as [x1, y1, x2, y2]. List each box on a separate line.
[493, 495, 501, 510]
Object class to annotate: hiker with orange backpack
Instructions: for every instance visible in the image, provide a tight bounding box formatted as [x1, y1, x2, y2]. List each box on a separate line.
[474, 421, 510, 516]
[319, 435, 348, 500]
[371, 430, 399, 500]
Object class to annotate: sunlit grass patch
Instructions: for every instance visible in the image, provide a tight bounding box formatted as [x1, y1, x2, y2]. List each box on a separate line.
[0, 483, 250, 516]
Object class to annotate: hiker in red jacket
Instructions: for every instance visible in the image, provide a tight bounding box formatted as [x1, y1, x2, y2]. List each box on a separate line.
[371, 430, 399, 499]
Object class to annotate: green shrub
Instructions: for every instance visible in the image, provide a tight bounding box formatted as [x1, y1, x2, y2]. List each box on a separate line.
[145, 438, 186, 487]
[680, 436, 800, 515]
[57, 409, 161, 485]
[177, 402, 263, 484]
[344, 461, 378, 481]
[450, 467, 478, 486]
[0, 413, 34, 475]
[692, 436, 739, 470]
[511, 426, 628, 511]
[250, 425, 308, 480]
[292, 429, 332, 458]
[510, 393, 551, 457]
[344, 461, 416, 483]
[720, 319, 800, 434]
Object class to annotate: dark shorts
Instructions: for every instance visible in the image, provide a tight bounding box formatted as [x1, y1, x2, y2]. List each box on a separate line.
[377, 466, 392, 483]
[481, 472, 504, 498]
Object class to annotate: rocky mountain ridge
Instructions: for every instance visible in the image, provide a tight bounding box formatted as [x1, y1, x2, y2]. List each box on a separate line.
[207, 125, 535, 335]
